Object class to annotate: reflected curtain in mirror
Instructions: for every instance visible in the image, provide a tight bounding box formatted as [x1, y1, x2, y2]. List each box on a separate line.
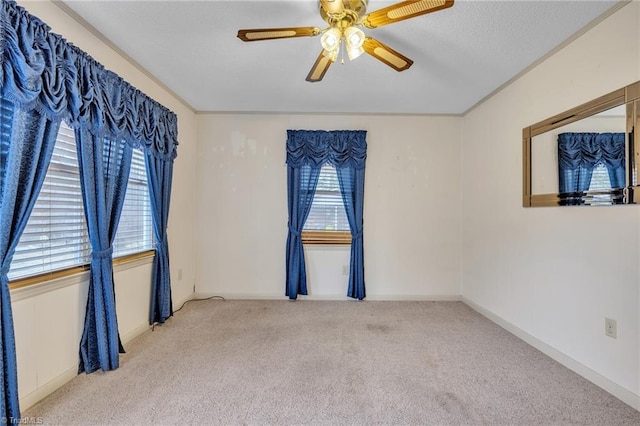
[558, 132, 625, 193]
[522, 80, 639, 207]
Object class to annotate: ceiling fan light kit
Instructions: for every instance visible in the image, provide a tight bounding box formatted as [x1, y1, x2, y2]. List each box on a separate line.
[237, 0, 454, 82]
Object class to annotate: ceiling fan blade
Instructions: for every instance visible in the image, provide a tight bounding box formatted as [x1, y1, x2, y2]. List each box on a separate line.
[306, 51, 334, 82]
[320, 0, 345, 15]
[237, 27, 320, 42]
[360, 0, 454, 29]
[363, 37, 413, 72]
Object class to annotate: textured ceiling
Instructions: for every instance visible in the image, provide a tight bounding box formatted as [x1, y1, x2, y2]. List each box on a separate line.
[58, 0, 620, 114]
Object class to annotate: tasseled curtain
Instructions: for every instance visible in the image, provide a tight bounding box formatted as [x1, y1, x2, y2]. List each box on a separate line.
[286, 130, 367, 300]
[558, 132, 625, 193]
[285, 164, 321, 298]
[0, 0, 178, 417]
[336, 166, 366, 300]
[76, 132, 132, 374]
[147, 153, 174, 324]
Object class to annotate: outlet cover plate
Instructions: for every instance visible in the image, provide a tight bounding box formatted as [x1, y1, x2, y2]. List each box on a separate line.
[605, 317, 617, 339]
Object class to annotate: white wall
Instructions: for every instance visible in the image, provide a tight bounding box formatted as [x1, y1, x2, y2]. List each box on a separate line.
[195, 114, 462, 299]
[461, 1, 640, 408]
[10, 0, 640, 415]
[12, 0, 198, 409]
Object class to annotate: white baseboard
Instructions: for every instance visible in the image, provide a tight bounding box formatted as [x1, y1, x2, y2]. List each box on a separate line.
[19, 319, 152, 412]
[365, 294, 461, 301]
[193, 292, 461, 301]
[19, 365, 78, 412]
[121, 322, 152, 345]
[193, 292, 284, 300]
[462, 297, 640, 411]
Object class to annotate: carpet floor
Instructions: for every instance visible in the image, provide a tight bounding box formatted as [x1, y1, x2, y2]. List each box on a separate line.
[23, 300, 640, 425]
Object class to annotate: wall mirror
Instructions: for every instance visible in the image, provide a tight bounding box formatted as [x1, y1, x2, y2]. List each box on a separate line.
[523, 80, 640, 207]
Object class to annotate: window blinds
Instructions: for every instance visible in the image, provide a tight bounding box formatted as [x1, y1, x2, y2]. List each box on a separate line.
[304, 163, 349, 231]
[8, 122, 90, 279]
[113, 149, 154, 257]
[7, 121, 154, 281]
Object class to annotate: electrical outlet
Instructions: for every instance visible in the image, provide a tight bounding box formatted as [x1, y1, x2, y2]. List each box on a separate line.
[342, 265, 349, 276]
[178, 269, 183, 281]
[605, 317, 617, 339]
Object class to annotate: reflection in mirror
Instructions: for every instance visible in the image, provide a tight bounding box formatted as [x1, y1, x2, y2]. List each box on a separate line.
[523, 80, 639, 207]
[531, 105, 626, 204]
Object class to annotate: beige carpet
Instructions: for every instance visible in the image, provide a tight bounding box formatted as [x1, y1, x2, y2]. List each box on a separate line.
[23, 300, 640, 425]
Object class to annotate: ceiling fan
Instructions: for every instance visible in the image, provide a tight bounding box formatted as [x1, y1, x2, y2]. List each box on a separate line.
[237, 0, 454, 82]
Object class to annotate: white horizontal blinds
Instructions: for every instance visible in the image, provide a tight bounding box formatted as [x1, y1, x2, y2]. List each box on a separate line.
[588, 163, 613, 191]
[8, 125, 154, 281]
[304, 163, 350, 231]
[8, 122, 91, 280]
[113, 148, 154, 257]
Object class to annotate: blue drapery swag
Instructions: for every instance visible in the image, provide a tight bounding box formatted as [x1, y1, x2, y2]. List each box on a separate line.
[285, 130, 367, 300]
[0, 0, 178, 414]
[558, 132, 625, 193]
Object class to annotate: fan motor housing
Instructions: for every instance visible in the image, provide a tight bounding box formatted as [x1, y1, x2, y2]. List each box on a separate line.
[319, 0, 368, 28]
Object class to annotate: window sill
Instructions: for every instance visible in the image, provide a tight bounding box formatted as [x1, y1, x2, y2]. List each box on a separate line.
[302, 231, 352, 245]
[113, 250, 156, 270]
[9, 250, 155, 291]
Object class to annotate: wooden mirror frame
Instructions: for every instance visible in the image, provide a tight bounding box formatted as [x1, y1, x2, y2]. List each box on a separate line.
[523, 80, 640, 207]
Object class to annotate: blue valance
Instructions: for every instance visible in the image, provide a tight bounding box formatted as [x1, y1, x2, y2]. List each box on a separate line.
[0, 0, 178, 161]
[286, 130, 367, 169]
[558, 132, 625, 193]
[558, 132, 625, 172]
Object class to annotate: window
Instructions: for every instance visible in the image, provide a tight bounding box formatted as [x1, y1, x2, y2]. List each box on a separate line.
[113, 148, 154, 257]
[586, 162, 621, 205]
[588, 162, 613, 191]
[7, 120, 154, 282]
[8, 122, 90, 280]
[302, 163, 351, 244]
